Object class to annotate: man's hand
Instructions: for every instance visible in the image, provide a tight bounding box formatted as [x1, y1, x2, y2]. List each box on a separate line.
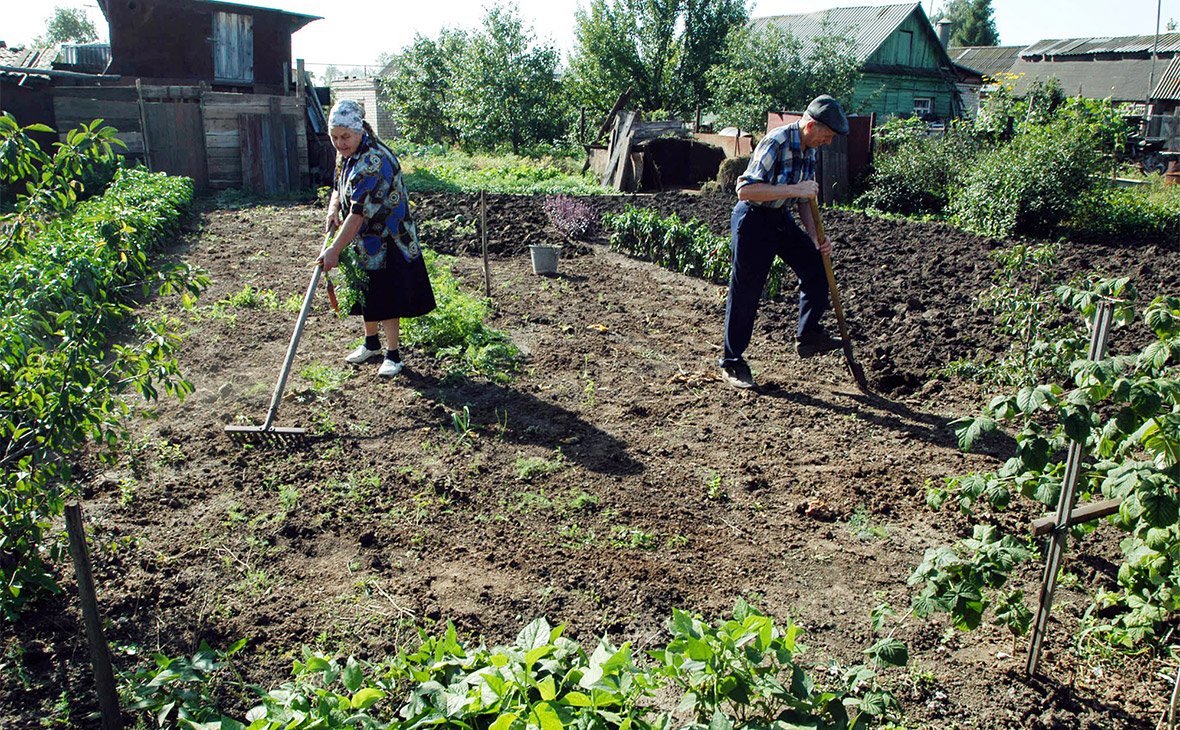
[813, 235, 833, 256]
[792, 180, 819, 199]
[325, 210, 340, 234]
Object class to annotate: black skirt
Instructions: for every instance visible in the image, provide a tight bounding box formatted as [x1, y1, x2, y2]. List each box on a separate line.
[348, 253, 437, 321]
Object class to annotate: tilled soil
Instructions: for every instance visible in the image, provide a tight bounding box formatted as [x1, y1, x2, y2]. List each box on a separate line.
[3, 191, 1177, 729]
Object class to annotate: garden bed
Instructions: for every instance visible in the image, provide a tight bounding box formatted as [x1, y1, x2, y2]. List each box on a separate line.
[4, 191, 1177, 729]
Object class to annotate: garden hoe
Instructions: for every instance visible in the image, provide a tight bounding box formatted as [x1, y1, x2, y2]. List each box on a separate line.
[808, 198, 870, 394]
[224, 240, 332, 444]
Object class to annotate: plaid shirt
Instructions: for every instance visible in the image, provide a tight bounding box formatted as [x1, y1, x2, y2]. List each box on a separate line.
[734, 122, 816, 209]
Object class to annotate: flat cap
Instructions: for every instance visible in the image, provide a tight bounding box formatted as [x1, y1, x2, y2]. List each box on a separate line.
[805, 95, 849, 135]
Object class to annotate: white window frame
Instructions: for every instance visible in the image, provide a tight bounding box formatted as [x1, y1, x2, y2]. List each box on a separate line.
[912, 97, 933, 116]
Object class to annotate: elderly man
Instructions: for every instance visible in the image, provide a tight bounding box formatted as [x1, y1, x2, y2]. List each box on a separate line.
[718, 94, 850, 390]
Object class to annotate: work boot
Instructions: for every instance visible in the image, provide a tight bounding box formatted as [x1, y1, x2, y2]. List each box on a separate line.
[796, 328, 845, 358]
[719, 359, 756, 389]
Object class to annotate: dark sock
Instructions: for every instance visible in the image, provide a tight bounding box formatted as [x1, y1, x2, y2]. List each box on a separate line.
[364, 335, 380, 351]
[386, 348, 401, 363]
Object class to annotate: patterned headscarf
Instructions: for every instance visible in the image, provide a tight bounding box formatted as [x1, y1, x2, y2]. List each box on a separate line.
[328, 99, 365, 132]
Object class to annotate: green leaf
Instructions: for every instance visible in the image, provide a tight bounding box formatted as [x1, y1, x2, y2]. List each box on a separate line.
[516, 617, 551, 651]
[489, 712, 519, 730]
[342, 656, 363, 692]
[865, 638, 908, 667]
[351, 687, 386, 710]
[537, 675, 557, 701]
[559, 691, 593, 707]
[530, 701, 564, 730]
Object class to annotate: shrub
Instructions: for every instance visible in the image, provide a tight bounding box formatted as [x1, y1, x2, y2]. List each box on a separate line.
[857, 117, 980, 216]
[1, 166, 204, 618]
[1072, 184, 1180, 241]
[541, 195, 598, 240]
[604, 205, 796, 295]
[950, 110, 1101, 238]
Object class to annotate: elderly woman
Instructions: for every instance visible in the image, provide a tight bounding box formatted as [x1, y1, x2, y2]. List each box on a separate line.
[319, 99, 435, 377]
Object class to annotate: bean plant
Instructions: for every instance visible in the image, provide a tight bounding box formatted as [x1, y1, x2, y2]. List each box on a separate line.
[603, 206, 789, 296]
[120, 606, 908, 730]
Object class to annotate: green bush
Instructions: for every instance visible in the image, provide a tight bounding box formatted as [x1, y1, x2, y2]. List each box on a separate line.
[1072, 184, 1180, 240]
[120, 604, 907, 730]
[950, 110, 1101, 238]
[857, 118, 980, 216]
[0, 165, 204, 619]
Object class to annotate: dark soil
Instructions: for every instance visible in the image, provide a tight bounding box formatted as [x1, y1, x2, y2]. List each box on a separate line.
[3, 191, 1177, 729]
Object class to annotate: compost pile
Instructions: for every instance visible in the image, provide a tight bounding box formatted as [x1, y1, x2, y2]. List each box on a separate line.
[4, 191, 1177, 730]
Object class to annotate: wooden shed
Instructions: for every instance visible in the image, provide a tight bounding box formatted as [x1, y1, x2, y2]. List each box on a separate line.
[97, 0, 319, 94]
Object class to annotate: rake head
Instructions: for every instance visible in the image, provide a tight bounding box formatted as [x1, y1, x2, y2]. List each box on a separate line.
[223, 424, 311, 445]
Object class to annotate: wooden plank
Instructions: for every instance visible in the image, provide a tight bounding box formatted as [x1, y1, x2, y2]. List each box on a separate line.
[53, 97, 140, 127]
[283, 114, 301, 188]
[239, 113, 265, 191]
[602, 110, 637, 190]
[1031, 499, 1123, 537]
[144, 99, 209, 189]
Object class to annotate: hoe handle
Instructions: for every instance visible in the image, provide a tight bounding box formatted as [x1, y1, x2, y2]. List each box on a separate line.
[262, 263, 322, 430]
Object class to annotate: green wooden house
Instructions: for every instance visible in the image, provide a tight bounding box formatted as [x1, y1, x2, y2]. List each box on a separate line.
[751, 2, 977, 121]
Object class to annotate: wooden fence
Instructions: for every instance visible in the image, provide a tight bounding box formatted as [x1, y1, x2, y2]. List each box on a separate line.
[1147, 113, 1180, 152]
[53, 84, 307, 191]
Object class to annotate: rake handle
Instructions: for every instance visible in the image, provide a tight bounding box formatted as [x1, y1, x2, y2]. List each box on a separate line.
[261, 262, 322, 430]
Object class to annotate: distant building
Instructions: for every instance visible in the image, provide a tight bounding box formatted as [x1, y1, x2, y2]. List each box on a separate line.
[751, 2, 980, 122]
[327, 76, 398, 140]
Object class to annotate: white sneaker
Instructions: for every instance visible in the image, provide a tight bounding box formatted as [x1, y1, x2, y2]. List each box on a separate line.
[345, 344, 382, 363]
[378, 359, 404, 377]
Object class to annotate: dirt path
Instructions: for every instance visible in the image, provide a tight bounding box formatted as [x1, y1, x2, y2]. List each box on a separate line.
[4, 193, 1174, 729]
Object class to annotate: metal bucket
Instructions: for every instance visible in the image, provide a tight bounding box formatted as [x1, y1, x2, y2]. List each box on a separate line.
[529, 245, 560, 275]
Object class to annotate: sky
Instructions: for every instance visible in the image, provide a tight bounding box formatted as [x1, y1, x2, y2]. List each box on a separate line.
[4, 0, 1177, 72]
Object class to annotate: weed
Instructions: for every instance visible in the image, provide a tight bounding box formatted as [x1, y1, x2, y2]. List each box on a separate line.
[298, 362, 351, 397]
[848, 508, 889, 541]
[609, 525, 657, 550]
[514, 449, 565, 481]
[117, 477, 137, 506]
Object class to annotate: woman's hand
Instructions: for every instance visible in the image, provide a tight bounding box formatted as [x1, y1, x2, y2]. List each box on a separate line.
[318, 245, 340, 273]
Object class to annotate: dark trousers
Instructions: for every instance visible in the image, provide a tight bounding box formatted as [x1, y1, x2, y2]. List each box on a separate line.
[721, 200, 829, 365]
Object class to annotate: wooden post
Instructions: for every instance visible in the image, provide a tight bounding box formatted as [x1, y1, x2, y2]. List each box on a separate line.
[282, 62, 290, 94]
[134, 78, 153, 171]
[481, 190, 491, 300]
[734, 128, 740, 157]
[296, 59, 305, 104]
[65, 504, 123, 730]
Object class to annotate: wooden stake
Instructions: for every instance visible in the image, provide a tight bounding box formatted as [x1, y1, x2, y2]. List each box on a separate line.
[481, 190, 491, 300]
[134, 78, 153, 172]
[1026, 302, 1114, 677]
[65, 504, 123, 730]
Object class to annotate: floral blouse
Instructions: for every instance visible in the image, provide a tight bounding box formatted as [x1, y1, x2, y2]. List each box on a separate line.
[334, 135, 421, 270]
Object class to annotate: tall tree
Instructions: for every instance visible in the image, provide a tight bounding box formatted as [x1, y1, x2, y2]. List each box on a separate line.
[36, 6, 99, 46]
[566, 0, 748, 119]
[447, 5, 567, 154]
[932, 0, 999, 47]
[707, 21, 861, 133]
[379, 30, 469, 147]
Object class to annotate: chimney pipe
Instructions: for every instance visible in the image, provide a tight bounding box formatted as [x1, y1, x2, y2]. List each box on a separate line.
[937, 19, 952, 48]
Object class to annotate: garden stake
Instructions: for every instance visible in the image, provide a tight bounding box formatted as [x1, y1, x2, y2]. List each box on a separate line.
[807, 198, 869, 393]
[1026, 301, 1114, 677]
[224, 261, 323, 443]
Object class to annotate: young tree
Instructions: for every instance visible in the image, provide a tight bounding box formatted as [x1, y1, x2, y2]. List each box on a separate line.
[379, 30, 469, 147]
[448, 5, 567, 153]
[707, 21, 861, 133]
[932, 0, 999, 46]
[36, 6, 99, 46]
[566, 0, 747, 120]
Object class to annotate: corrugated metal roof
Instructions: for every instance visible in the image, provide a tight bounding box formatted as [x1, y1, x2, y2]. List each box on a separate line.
[948, 45, 1024, 78]
[1008, 56, 1161, 102]
[1153, 55, 1180, 101]
[1023, 33, 1180, 57]
[750, 2, 923, 63]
